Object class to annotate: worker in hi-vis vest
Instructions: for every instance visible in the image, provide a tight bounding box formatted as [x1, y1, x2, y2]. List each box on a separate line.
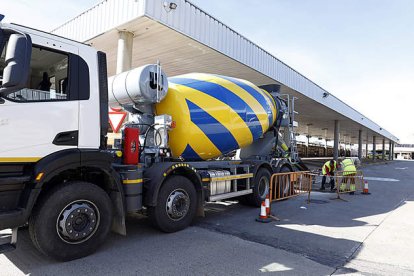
[320, 159, 339, 191]
[340, 158, 357, 194]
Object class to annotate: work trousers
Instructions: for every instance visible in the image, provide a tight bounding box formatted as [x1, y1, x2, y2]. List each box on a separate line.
[321, 174, 335, 190]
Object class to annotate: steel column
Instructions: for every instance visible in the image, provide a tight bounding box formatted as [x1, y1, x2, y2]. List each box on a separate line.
[116, 31, 134, 74]
[389, 141, 392, 160]
[373, 136, 377, 161]
[382, 139, 386, 160]
[333, 120, 339, 160]
[358, 130, 362, 161]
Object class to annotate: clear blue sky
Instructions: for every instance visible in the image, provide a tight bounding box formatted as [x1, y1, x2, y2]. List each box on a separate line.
[3, 0, 414, 143]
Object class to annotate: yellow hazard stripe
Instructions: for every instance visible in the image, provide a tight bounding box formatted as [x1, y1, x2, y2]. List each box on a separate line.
[239, 78, 277, 123]
[187, 121, 222, 160]
[176, 83, 253, 148]
[159, 83, 224, 159]
[261, 89, 277, 123]
[0, 157, 41, 163]
[190, 73, 269, 132]
[122, 179, 143, 184]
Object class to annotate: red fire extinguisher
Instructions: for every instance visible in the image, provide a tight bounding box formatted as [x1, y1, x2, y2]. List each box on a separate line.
[123, 127, 140, 165]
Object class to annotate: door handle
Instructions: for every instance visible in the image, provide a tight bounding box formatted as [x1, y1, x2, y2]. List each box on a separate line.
[53, 130, 78, 146]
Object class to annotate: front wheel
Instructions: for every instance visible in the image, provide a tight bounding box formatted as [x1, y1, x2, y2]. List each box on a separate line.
[148, 175, 197, 233]
[29, 181, 113, 261]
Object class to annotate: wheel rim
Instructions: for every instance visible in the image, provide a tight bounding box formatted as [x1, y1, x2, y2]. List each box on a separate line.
[56, 200, 100, 244]
[165, 189, 190, 221]
[258, 176, 270, 198]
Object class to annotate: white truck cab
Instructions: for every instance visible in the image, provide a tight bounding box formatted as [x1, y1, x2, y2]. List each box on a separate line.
[0, 23, 105, 157]
[0, 21, 122, 260]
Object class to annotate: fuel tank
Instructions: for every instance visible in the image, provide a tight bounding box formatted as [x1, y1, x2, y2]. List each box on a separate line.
[155, 73, 278, 160]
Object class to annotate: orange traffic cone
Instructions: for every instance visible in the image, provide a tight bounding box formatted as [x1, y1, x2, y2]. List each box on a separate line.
[362, 180, 370, 195]
[256, 200, 271, 223]
[265, 194, 271, 216]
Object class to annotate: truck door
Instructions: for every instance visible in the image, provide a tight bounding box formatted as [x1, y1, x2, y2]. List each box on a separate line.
[0, 36, 80, 160]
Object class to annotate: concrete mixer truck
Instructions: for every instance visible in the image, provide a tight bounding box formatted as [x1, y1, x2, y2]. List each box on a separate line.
[0, 21, 304, 260]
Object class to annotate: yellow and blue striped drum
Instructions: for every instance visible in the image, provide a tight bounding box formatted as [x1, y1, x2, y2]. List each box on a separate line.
[155, 73, 277, 160]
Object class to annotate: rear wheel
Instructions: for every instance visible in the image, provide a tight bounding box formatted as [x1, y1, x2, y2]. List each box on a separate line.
[29, 181, 113, 261]
[148, 175, 197, 233]
[277, 165, 293, 198]
[240, 168, 271, 207]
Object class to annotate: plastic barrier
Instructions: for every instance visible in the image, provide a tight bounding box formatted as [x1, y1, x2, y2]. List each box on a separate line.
[269, 171, 313, 203]
[331, 170, 365, 200]
[261, 170, 366, 222]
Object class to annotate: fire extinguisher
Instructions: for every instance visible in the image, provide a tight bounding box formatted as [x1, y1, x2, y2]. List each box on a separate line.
[123, 127, 140, 165]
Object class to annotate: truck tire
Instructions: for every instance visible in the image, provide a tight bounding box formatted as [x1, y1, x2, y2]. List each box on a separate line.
[29, 181, 113, 261]
[148, 175, 197, 233]
[240, 168, 271, 207]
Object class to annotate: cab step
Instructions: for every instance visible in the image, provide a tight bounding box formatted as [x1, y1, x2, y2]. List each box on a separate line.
[209, 189, 252, 202]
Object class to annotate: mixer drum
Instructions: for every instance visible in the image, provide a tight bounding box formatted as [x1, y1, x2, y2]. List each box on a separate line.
[155, 73, 277, 161]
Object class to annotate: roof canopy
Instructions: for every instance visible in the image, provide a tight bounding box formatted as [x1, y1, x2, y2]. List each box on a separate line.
[52, 0, 398, 144]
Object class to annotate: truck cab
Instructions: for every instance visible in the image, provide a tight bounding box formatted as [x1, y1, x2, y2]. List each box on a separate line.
[0, 22, 126, 260]
[0, 23, 107, 158]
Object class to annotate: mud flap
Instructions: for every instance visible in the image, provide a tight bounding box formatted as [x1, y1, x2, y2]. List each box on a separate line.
[110, 191, 126, 236]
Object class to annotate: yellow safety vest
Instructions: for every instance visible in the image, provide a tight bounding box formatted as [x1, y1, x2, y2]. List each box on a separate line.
[322, 161, 336, 175]
[341, 158, 356, 176]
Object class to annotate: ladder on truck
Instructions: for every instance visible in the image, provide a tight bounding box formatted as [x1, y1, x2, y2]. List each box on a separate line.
[280, 94, 299, 163]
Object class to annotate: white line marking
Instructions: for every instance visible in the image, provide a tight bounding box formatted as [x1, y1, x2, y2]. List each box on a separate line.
[364, 177, 399, 182]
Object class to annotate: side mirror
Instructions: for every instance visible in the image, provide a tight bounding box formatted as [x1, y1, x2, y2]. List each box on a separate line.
[1, 33, 32, 93]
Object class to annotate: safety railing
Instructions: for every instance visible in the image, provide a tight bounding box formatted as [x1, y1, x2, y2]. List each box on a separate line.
[259, 170, 367, 223]
[269, 171, 313, 203]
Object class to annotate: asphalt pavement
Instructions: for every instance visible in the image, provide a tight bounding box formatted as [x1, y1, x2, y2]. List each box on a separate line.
[1, 160, 414, 275]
